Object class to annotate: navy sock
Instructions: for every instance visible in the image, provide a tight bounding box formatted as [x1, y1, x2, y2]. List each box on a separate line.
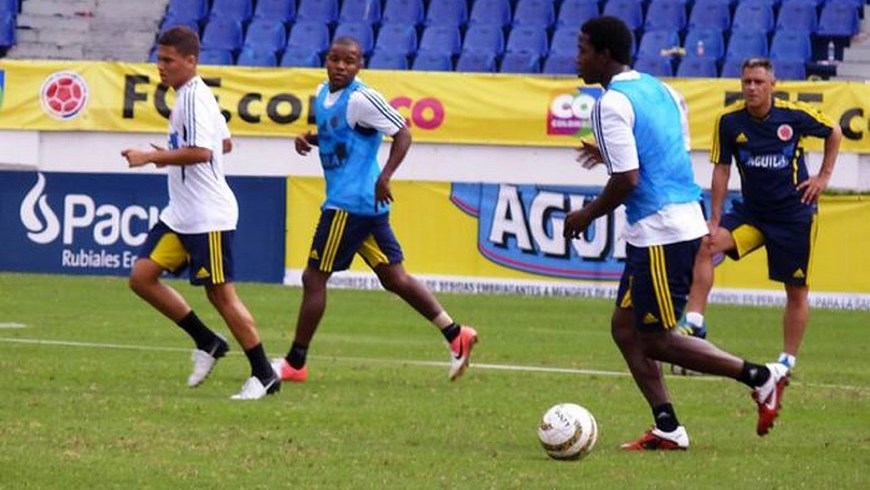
[739, 361, 771, 388]
[176, 311, 218, 351]
[441, 323, 461, 343]
[287, 342, 308, 369]
[652, 403, 680, 432]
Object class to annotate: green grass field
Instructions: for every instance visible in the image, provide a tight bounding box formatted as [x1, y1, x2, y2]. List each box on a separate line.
[0, 273, 867, 489]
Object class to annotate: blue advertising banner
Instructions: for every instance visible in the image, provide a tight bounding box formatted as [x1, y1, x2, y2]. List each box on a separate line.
[0, 171, 286, 283]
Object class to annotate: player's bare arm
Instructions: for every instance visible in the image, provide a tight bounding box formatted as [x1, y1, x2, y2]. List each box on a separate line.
[563, 170, 638, 238]
[375, 126, 412, 212]
[122, 146, 212, 168]
[796, 124, 842, 204]
[294, 130, 317, 155]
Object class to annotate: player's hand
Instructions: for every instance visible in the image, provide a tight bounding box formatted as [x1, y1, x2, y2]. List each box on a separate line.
[706, 219, 720, 236]
[121, 149, 151, 168]
[576, 140, 603, 169]
[563, 209, 591, 239]
[375, 174, 393, 212]
[295, 131, 314, 156]
[796, 174, 830, 204]
[148, 143, 168, 167]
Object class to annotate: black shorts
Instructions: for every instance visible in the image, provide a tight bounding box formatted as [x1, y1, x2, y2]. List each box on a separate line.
[307, 209, 404, 273]
[138, 221, 235, 286]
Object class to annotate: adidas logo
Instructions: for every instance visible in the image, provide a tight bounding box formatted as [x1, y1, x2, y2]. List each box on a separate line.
[309, 250, 320, 260]
[642, 312, 659, 324]
[736, 132, 748, 143]
[792, 269, 805, 279]
[195, 267, 210, 279]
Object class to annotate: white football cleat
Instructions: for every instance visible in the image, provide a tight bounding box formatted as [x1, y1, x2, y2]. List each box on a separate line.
[230, 375, 281, 400]
[187, 336, 229, 387]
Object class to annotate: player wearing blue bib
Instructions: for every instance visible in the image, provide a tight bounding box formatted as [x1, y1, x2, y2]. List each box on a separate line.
[272, 37, 477, 384]
[679, 57, 842, 374]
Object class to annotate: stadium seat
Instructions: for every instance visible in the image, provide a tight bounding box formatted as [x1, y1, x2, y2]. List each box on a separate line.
[243, 19, 286, 54]
[687, 0, 731, 33]
[333, 22, 375, 56]
[462, 24, 506, 57]
[418, 25, 462, 58]
[209, 0, 254, 23]
[252, 0, 296, 24]
[775, 0, 818, 34]
[160, 15, 201, 36]
[456, 51, 498, 72]
[549, 26, 579, 56]
[683, 28, 725, 62]
[412, 50, 454, 71]
[237, 46, 278, 66]
[720, 57, 743, 78]
[297, 0, 339, 25]
[280, 46, 322, 67]
[770, 30, 812, 62]
[505, 25, 549, 59]
[286, 21, 331, 57]
[500, 52, 542, 73]
[731, 1, 775, 34]
[602, 0, 644, 32]
[542, 52, 577, 75]
[166, 0, 209, 26]
[0, 11, 14, 48]
[339, 0, 381, 26]
[636, 29, 680, 61]
[424, 0, 468, 28]
[725, 29, 768, 61]
[382, 0, 425, 27]
[199, 48, 234, 65]
[644, 0, 687, 33]
[368, 51, 410, 70]
[816, 2, 860, 37]
[468, 0, 513, 29]
[0, 0, 18, 16]
[633, 55, 674, 77]
[556, 0, 600, 29]
[201, 18, 244, 52]
[773, 60, 807, 80]
[676, 56, 718, 77]
[512, 0, 556, 29]
[374, 23, 418, 57]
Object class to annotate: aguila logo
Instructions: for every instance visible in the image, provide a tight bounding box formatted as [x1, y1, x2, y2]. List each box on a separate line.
[40, 71, 89, 120]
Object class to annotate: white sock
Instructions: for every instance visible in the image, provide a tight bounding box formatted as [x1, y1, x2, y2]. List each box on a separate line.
[777, 353, 796, 369]
[431, 311, 454, 329]
[686, 312, 705, 328]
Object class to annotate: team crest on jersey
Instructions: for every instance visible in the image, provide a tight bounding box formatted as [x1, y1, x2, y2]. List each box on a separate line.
[776, 124, 793, 141]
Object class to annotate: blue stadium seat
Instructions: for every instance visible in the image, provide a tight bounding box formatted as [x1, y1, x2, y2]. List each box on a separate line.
[382, 0, 425, 27]
[339, 0, 382, 26]
[731, 1, 775, 34]
[775, 0, 818, 34]
[644, 0, 687, 33]
[602, 0, 644, 32]
[209, 0, 254, 23]
[297, 0, 339, 25]
[687, 0, 731, 33]
[374, 23, 418, 57]
[725, 29, 769, 61]
[633, 55, 674, 76]
[280, 46, 322, 67]
[549, 26, 579, 56]
[676, 56, 718, 77]
[500, 52, 542, 73]
[683, 28, 725, 62]
[817, 2, 860, 37]
[253, 0, 296, 25]
[424, 0, 468, 28]
[333, 22, 375, 55]
[237, 46, 277, 66]
[413, 50, 454, 71]
[556, 0, 600, 29]
[201, 18, 244, 52]
[542, 52, 577, 75]
[166, 0, 209, 25]
[773, 60, 807, 80]
[468, 0, 513, 29]
[505, 25, 549, 58]
[513, 0, 556, 29]
[720, 57, 743, 78]
[636, 29, 680, 60]
[419, 25, 462, 57]
[199, 48, 235, 65]
[160, 15, 201, 35]
[456, 51, 498, 72]
[368, 51, 410, 70]
[286, 21, 331, 57]
[770, 31, 812, 62]
[0, 11, 14, 48]
[243, 19, 286, 54]
[0, 0, 19, 16]
[462, 24, 506, 57]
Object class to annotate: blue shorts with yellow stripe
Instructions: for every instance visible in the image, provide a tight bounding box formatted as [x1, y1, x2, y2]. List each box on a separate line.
[138, 221, 235, 286]
[308, 209, 403, 273]
[616, 239, 701, 332]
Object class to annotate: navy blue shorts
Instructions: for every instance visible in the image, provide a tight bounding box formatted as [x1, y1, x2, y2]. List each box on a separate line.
[721, 203, 816, 286]
[616, 239, 701, 331]
[138, 221, 235, 286]
[308, 209, 404, 273]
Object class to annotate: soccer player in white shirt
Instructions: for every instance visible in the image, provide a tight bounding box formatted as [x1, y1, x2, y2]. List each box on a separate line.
[121, 26, 279, 401]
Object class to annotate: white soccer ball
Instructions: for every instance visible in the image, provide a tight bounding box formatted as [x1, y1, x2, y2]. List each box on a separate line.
[537, 403, 598, 460]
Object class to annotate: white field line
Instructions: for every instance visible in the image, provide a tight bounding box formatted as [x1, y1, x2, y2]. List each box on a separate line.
[0, 336, 867, 393]
[0, 323, 26, 328]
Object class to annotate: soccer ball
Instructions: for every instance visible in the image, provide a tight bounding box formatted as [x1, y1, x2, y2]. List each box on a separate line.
[537, 403, 598, 460]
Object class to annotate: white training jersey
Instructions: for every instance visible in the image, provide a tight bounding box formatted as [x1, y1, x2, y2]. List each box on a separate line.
[317, 80, 405, 136]
[159, 76, 238, 234]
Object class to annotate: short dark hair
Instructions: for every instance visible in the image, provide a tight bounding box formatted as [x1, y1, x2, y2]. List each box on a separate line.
[157, 26, 200, 57]
[580, 16, 633, 65]
[330, 36, 362, 53]
[741, 57, 775, 76]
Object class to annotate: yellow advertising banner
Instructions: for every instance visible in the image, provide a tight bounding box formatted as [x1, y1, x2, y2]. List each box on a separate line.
[0, 60, 867, 152]
[286, 178, 869, 297]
